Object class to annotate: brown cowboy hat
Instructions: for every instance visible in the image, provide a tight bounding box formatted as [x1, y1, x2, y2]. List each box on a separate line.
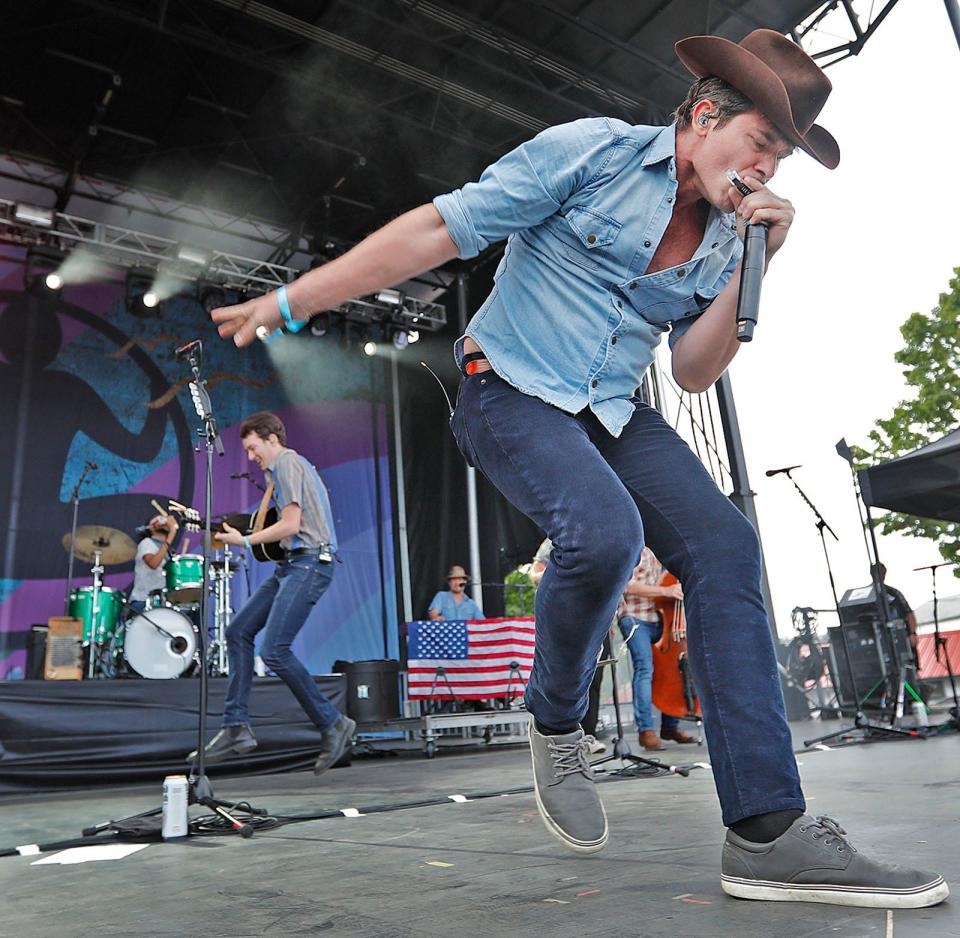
[446, 564, 469, 581]
[675, 29, 840, 169]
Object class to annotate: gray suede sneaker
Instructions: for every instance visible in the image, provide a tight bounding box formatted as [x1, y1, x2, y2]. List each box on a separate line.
[529, 723, 608, 854]
[722, 814, 949, 908]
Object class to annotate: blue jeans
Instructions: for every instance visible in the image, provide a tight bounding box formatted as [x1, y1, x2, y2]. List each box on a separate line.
[617, 616, 679, 734]
[451, 372, 803, 825]
[223, 556, 340, 731]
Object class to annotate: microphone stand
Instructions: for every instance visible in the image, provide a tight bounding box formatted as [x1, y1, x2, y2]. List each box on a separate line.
[913, 560, 960, 728]
[65, 462, 96, 612]
[768, 468, 912, 746]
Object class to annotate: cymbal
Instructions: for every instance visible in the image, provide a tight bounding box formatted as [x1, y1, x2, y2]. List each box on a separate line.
[62, 526, 137, 565]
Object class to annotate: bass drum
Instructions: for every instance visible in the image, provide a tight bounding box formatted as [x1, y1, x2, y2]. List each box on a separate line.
[123, 606, 198, 679]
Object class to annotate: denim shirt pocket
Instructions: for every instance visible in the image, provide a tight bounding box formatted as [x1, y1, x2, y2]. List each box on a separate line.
[561, 206, 623, 271]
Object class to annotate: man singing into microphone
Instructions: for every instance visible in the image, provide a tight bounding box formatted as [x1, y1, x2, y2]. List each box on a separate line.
[208, 31, 945, 906]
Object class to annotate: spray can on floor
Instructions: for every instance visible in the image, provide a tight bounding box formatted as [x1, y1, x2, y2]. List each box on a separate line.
[162, 774, 189, 839]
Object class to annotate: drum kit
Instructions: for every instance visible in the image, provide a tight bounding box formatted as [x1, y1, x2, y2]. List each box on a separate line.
[61, 518, 244, 681]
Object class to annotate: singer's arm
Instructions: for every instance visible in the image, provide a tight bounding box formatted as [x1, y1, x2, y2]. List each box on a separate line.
[671, 180, 795, 392]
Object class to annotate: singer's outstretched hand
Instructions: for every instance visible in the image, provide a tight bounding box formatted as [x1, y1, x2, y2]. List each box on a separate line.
[727, 173, 795, 258]
[211, 292, 283, 348]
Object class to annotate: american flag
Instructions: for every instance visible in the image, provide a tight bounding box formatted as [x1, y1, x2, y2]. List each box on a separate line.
[407, 617, 536, 699]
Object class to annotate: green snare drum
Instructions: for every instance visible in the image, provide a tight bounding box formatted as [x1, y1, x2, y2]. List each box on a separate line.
[166, 553, 204, 605]
[68, 586, 123, 644]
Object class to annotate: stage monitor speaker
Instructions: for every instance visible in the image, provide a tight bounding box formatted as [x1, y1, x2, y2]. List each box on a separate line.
[827, 620, 911, 710]
[333, 659, 401, 724]
[25, 625, 49, 680]
[44, 617, 84, 680]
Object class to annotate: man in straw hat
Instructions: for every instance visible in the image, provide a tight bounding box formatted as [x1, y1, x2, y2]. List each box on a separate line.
[210, 29, 946, 907]
[428, 564, 484, 621]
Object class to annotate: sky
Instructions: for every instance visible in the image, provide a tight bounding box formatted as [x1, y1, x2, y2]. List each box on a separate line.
[679, 1, 960, 637]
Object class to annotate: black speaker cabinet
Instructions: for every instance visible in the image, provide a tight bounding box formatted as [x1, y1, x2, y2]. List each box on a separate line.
[332, 659, 401, 724]
[827, 620, 911, 710]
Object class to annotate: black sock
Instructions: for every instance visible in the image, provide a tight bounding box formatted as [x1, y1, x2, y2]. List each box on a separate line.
[534, 719, 577, 736]
[730, 809, 803, 844]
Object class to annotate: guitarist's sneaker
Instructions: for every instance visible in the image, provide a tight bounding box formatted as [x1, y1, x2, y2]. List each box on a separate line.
[722, 814, 948, 908]
[313, 716, 356, 775]
[187, 724, 258, 764]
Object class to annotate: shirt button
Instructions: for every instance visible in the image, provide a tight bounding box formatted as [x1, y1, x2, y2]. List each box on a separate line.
[643, 240, 651, 248]
[667, 196, 673, 204]
[616, 299, 623, 308]
[712, 241, 719, 249]
[611, 336, 618, 345]
[591, 379, 599, 388]
[676, 268, 686, 278]
[587, 234, 597, 244]
[629, 282, 637, 290]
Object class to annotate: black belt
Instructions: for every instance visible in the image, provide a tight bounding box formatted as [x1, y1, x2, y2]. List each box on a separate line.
[284, 546, 333, 563]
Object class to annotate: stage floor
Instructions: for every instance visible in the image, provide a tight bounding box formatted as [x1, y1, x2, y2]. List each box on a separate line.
[1, 718, 957, 937]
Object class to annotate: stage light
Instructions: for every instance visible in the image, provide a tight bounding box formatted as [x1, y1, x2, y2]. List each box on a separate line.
[143, 290, 159, 308]
[125, 268, 159, 316]
[198, 283, 226, 314]
[392, 330, 409, 350]
[14, 202, 54, 228]
[176, 244, 210, 266]
[309, 312, 330, 337]
[408, 330, 420, 344]
[24, 244, 65, 293]
[362, 340, 377, 357]
[375, 288, 402, 306]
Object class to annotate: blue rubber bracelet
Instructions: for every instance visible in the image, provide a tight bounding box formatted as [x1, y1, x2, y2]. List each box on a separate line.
[277, 285, 305, 333]
[242, 536, 252, 552]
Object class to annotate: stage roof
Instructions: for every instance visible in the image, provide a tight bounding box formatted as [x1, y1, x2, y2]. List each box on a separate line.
[1, 0, 863, 254]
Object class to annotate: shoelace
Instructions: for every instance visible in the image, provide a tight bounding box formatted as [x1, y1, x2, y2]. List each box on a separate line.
[799, 816, 857, 854]
[548, 735, 594, 780]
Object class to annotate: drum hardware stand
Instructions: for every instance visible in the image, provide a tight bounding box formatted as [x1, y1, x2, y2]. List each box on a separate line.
[427, 666, 460, 713]
[913, 560, 960, 729]
[769, 465, 913, 747]
[589, 638, 695, 779]
[86, 549, 105, 679]
[209, 546, 234, 677]
[65, 460, 97, 613]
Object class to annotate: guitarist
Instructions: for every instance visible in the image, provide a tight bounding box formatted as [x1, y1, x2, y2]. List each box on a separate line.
[189, 410, 354, 776]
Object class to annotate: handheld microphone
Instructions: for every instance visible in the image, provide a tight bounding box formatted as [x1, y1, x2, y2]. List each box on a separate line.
[725, 170, 767, 343]
[174, 339, 202, 361]
[765, 464, 801, 477]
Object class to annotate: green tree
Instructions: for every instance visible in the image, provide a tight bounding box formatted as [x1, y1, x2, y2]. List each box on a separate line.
[853, 266, 960, 576]
[504, 566, 536, 617]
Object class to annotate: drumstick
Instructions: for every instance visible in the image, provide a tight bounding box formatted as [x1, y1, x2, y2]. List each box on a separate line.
[180, 537, 190, 555]
[151, 499, 166, 516]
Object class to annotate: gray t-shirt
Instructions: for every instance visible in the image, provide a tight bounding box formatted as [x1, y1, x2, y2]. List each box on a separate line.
[131, 537, 166, 601]
[265, 449, 338, 552]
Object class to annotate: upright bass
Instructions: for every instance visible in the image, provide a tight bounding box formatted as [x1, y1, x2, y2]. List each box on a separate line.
[651, 570, 702, 721]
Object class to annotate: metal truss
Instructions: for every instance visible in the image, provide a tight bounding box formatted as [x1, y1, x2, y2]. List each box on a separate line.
[790, 0, 903, 67]
[0, 196, 447, 330]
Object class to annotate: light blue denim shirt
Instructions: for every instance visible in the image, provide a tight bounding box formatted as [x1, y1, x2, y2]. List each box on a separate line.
[433, 118, 742, 437]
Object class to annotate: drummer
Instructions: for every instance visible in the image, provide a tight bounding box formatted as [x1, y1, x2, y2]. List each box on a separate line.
[129, 514, 180, 615]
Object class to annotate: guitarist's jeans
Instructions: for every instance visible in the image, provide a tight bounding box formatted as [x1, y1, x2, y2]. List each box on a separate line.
[450, 372, 804, 827]
[223, 556, 340, 730]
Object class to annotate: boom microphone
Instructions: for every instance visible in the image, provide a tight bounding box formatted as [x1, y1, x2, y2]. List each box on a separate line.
[174, 339, 202, 361]
[765, 465, 801, 477]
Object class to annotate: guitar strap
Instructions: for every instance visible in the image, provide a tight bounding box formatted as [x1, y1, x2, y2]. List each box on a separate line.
[251, 481, 275, 534]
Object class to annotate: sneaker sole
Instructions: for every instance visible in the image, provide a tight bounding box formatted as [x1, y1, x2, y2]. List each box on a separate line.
[314, 718, 356, 775]
[529, 728, 608, 855]
[721, 874, 950, 909]
[187, 740, 258, 765]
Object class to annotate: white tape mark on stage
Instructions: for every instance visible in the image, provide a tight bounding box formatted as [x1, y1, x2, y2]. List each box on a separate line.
[886, 909, 894, 938]
[448, 794, 471, 803]
[340, 808, 364, 818]
[17, 845, 41, 856]
[32, 844, 150, 865]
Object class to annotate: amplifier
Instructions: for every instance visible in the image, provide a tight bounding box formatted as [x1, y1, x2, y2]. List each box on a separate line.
[827, 620, 912, 710]
[44, 617, 84, 680]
